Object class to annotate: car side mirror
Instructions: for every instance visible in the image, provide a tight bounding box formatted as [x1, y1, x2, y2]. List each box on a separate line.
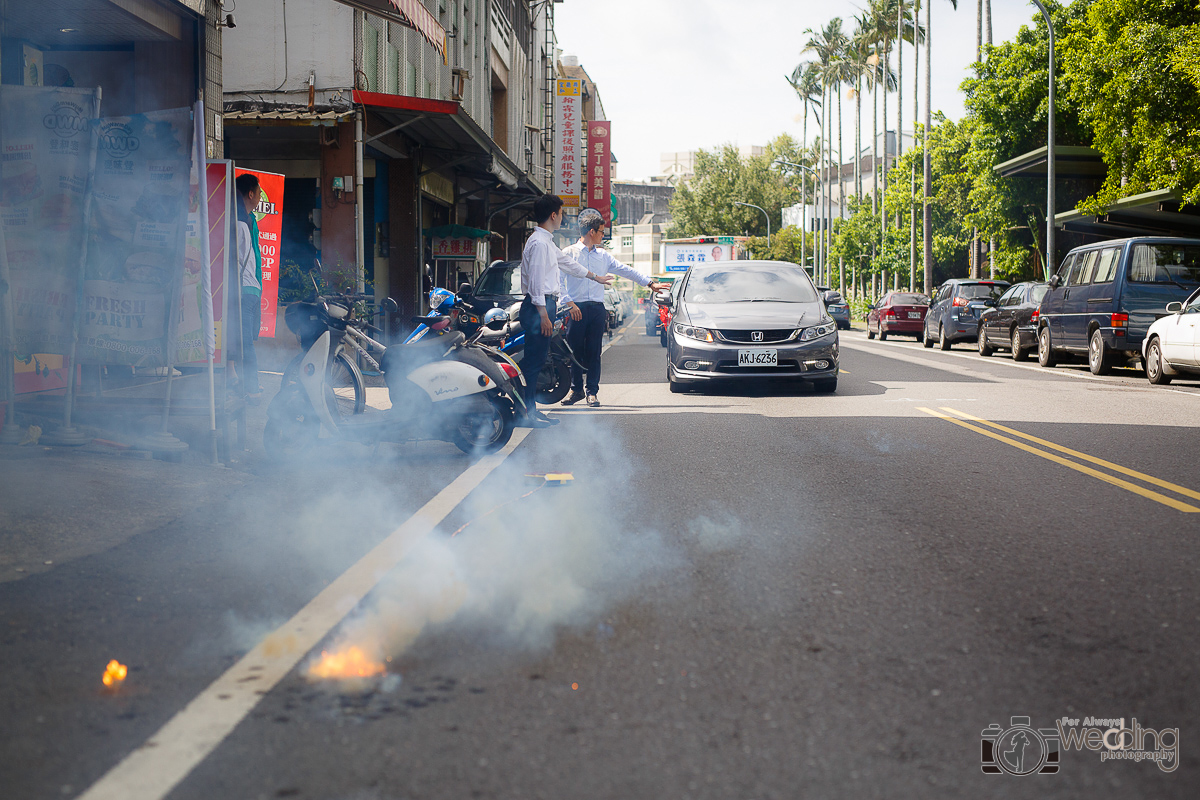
[1166, 301, 1184, 313]
[657, 293, 673, 309]
[1049, 274, 1062, 289]
[866, 304, 875, 310]
[457, 282, 474, 298]
[986, 298, 998, 307]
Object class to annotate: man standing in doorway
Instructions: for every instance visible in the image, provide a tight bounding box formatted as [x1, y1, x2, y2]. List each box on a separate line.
[234, 172, 263, 404]
[561, 208, 666, 407]
[519, 195, 614, 427]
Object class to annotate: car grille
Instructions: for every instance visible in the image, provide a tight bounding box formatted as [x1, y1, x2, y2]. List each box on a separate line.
[716, 329, 797, 344]
[714, 359, 801, 373]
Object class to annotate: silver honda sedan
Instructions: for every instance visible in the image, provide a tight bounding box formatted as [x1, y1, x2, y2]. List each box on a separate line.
[663, 260, 839, 393]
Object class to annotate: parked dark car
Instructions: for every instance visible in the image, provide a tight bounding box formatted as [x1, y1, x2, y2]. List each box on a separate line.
[867, 292, 929, 340]
[922, 279, 1010, 350]
[471, 260, 524, 308]
[1037, 237, 1200, 374]
[817, 286, 851, 329]
[976, 281, 1048, 360]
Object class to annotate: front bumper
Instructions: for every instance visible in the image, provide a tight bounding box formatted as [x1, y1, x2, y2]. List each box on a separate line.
[669, 333, 840, 383]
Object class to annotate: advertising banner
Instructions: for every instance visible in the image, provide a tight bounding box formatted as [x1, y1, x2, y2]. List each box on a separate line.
[586, 121, 611, 225]
[554, 79, 581, 207]
[195, 161, 232, 363]
[233, 168, 284, 338]
[80, 107, 194, 366]
[663, 242, 734, 272]
[0, 85, 101, 356]
[176, 104, 215, 364]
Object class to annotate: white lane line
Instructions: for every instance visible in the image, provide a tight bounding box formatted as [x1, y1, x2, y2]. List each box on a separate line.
[77, 429, 531, 800]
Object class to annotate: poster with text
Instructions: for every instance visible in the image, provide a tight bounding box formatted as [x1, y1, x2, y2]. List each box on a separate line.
[176, 105, 215, 364]
[554, 80, 581, 207]
[187, 161, 232, 364]
[0, 85, 101, 356]
[80, 107, 193, 366]
[234, 167, 284, 338]
[586, 121, 611, 226]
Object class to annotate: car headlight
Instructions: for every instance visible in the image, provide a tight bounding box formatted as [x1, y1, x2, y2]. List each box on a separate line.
[673, 323, 714, 342]
[800, 321, 837, 342]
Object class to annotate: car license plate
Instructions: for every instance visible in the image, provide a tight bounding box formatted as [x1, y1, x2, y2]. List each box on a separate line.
[738, 349, 777, 367]
[907, 311, 921, 319]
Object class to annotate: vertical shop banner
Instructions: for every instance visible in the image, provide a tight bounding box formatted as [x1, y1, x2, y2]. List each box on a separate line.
[234, 168, 284, 338]
[177, 104, 215, 363]
[195, 161, 232, 363]
[554, 79, 581, 207]
[587, 121, 612, 225]
[0, 85, 101, 357]
[81, 107, 194, 366]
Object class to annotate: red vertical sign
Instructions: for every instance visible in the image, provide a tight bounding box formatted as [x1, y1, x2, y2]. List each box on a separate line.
[234, 168, 285, 337]
[587, 121, 612, 225]
[205, 162, 230, 361]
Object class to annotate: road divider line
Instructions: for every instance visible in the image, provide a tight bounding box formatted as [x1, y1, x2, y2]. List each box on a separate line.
[938, 407, 1200, 503]
[916, 407, 1199, 513]
[77, 429, 531, 800]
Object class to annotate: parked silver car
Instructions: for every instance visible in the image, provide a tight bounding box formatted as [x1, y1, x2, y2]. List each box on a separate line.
[663, 260, 839, 393]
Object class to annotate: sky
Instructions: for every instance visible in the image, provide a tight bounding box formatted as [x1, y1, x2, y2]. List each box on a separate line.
[554, 0, 1041, 182]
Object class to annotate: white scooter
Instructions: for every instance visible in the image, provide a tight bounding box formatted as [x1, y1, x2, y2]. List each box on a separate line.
[264, 307, 518, 458]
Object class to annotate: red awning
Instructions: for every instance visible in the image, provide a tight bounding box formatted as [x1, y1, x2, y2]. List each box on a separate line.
[333, 0, 446, 62]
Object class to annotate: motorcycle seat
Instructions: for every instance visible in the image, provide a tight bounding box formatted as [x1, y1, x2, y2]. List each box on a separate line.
[382, 331, 465, 377]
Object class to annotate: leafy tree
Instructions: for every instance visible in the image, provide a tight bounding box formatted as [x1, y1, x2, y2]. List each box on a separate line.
[667, 134, 804, 238]
[1061, 0, 1200, 209]
[743, 226, 812, 266]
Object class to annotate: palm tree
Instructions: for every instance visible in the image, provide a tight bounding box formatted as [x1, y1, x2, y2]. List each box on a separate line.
[923, 0, 959, 294]
[787, 61, 822, 270]
[849, 16, 875, 204]
[803, 18, 848, 285]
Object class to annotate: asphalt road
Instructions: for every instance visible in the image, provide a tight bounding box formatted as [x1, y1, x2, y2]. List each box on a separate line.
[2, 313, 1198, 799]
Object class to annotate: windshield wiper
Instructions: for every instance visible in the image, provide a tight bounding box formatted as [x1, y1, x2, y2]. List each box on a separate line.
[726, 297, 797, 303]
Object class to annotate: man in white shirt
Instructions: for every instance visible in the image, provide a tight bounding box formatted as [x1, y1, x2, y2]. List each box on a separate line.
[518, 195, 613, 427]
[560, 208, 666, 406]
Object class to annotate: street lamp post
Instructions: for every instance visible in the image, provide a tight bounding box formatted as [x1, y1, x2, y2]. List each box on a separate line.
[774, 159, 817, 277]
[733, 201, 770, 249]
[1030, 0, 1055, 279]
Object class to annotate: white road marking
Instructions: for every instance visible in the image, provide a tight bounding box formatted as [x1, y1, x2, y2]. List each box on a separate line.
[76, 430, 530, 800]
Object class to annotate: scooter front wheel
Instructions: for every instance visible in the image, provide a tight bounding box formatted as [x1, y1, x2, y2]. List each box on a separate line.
[263, 387, 320, 460]
[535, 357, 572, 405]
[452, 394, 514, 455]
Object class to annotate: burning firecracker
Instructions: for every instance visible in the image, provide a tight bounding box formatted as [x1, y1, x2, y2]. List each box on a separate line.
[307, 646, 386, 680]
[102, 660, 128, 687]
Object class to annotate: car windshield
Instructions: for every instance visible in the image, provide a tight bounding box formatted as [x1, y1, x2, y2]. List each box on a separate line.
[475, 264, 521, 295]
[957, 283, 1007, 300]
[683, 265, 818, 304]
[1130, 244, 1200, 284]
[890, 293, 928, 305]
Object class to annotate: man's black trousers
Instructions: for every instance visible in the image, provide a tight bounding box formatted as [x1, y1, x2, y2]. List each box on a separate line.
[566, 300, 606, 395]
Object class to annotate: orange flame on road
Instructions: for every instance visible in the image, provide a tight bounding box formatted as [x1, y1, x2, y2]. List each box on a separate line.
[102, 660, 127, 687]
[307, 646, 386, 680]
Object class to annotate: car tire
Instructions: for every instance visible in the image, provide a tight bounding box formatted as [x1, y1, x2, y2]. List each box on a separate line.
[1088, 329, 1114, 375]
[878, 327, 888, 341]
[938, 324, 951, 351]
[1037, 326, 1057, 367]
[922, 325, 935, 348]
[977, 327, 994, 357]
[1145, 337, 1173, 385]
[867, 324, 876, 340]
[812, 377, 837, 394]
[1011, 327, 1028, 361]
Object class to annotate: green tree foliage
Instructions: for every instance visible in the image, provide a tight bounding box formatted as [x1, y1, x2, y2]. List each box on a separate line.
[1062, 0, 1200, 209]
[668, 135, 805, 238]
[744, 225, 812, 266]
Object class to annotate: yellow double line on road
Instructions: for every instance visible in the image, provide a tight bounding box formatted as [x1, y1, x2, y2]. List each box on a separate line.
[917, 407, 1200, 513]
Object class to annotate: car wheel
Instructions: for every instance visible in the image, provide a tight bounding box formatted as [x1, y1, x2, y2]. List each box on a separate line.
[1037, 326, 1057, 367]
[878, 326, 888, 341]
[1011, 327, 1028, 361]
[938, 324, 951, 351]
[812, 377, 837, 394]
[922, 324, 934, 348]
[867, 323, 876, 340]
[1145, 337, 1173, 385]
[977, 327, 994, 357]
[1088, 329, 1114, 375]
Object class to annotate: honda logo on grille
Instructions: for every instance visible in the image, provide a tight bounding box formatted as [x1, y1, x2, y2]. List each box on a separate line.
[751, 331, 764, 342]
